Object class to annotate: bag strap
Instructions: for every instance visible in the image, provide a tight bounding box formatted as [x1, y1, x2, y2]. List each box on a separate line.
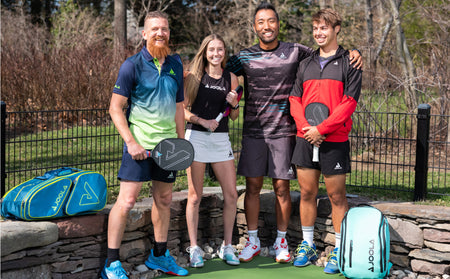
[36, 167, 82, 180]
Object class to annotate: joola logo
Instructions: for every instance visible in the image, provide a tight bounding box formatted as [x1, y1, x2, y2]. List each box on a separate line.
[80, 182, 100, 206]
[368, 239, 375, 272]
[205, 84, 226, 91]
[52, 185, 68, 211]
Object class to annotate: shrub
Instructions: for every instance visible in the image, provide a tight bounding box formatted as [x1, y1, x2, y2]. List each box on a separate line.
[1, 3, 123, 112]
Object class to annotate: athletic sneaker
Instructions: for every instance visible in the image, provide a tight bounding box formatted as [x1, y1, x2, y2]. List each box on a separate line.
[145, 249, 188, 276]
[101, 260, 129, 279]
[293, 241, 318, 267]
[219, 244, 240, 266]
[273, 237, 292, 263]
[324, 247, 340, 274]
[186, 246, 204, 268]
[238, 236, 261, 262]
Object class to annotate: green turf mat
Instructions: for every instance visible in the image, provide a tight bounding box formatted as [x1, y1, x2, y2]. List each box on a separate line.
[159, 256, 344, 278]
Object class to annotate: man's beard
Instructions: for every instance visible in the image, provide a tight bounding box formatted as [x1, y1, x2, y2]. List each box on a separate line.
[147, 36, 171, 59]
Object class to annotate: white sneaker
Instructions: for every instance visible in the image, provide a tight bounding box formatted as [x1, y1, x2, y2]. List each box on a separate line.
[238, 236, 260, 262]
[219, 244, 240, 266]
[273, 237, 291, 263]
[187, 246, 204, 268]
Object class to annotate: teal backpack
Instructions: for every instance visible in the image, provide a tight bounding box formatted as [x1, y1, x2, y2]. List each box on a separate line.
[339, 205, 393, 278]
[1, 167, 107, 220]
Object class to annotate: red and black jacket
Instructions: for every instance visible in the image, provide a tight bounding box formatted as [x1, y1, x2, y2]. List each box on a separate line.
[289, 46, 362, 142]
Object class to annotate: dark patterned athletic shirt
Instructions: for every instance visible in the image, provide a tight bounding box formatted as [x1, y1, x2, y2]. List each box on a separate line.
[226, 42, 313, 139]
[186, 70, 232, 133]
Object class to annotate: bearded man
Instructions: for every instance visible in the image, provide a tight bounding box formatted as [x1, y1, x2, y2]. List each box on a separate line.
[102, 11, 187, 279]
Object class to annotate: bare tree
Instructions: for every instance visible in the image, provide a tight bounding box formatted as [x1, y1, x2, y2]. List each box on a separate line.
[127, 0, 176, 51]
[319, 0, 334, 9]
[114, 0, 127, 51]
[388, 0, 418, 111]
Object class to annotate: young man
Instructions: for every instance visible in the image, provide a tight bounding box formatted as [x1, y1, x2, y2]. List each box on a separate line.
[226, 2, 362, 263]
[289, 8, 362, 274]
[102, 11, 188, 278]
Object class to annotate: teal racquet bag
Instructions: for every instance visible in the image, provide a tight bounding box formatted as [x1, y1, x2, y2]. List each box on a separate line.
[338, 205, 392, 278]
[1, 167, 107, 220]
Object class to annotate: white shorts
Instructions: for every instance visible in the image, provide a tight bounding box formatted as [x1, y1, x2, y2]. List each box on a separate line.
[185, 129, 234, 163]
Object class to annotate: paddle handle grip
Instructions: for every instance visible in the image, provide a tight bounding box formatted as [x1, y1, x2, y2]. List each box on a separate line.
[215, 113, 224, 122]
[312, 146, 319, 162]
[207, 113, 224, 132]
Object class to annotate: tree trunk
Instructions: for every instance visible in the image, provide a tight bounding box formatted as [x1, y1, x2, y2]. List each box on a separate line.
[388, 0, 418, 111]
[114, 0, 127, 51]
[365, 0, 375, 90]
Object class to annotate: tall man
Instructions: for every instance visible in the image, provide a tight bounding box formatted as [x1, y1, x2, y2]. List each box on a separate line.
[289, 8, 362, 274]
[102, 11, 188, 278]
[226, 2, 362, 263]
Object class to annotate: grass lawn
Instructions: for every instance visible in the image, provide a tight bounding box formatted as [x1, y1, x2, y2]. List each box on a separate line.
[158, 256, 342, 279]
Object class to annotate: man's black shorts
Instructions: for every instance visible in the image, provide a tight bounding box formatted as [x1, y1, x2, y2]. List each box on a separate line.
[291, 137, 350, 175]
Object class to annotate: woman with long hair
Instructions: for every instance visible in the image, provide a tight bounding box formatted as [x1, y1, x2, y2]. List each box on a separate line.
[184, 34, 240, 267]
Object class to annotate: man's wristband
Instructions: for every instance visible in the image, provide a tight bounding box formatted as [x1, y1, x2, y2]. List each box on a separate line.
[232, 104, 239, 110]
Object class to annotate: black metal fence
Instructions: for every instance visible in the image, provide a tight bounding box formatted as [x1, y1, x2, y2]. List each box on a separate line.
[1, 101, 449, 200]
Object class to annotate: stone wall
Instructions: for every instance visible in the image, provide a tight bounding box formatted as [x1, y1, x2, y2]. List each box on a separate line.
[1, 187, 449, 278]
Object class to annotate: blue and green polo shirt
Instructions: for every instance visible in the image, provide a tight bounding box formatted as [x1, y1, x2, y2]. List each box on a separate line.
[113, 46, 184, 149]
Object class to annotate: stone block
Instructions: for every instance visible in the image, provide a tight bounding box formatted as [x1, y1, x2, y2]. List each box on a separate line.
[236, 212, 247, 226]
[390, 252, 410, 268]
[411, 259, 449, 276]
[1, 221, 58, 256]
[263, 213, 277, 227]
[389, 218, 423, 248]
[423, 228, 450, 243]
[288, 216, 301, 231]
[424, 240, 450, 252]
[73, 243, 103, 258]
[259, 191, 276, 213]
[123, 231, 148, 242]
[317, 197, 331, 217]
[51, 259, 83, 273]
[125, 207, 151, 232]
[322, 232, 335, 246]
[237, 193, 245, 211]
[121, 239, 151, 260]
[409, 248, 450, 263]
[1, 250, 26, 262]
[53, 214, 106, 239]
[1, 264, 52, 279]
[391, 244, 410, 254]
[374, 203, 450, 222]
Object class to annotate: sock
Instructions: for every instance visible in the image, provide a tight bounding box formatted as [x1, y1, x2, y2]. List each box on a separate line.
[248, 229, 258, 240]
[335, 233, 341, 249]
[277, 230, 287, 239]
[302, 226, 314, 247]
[153, 241, 167, 257]
[107, 248, 120, 266]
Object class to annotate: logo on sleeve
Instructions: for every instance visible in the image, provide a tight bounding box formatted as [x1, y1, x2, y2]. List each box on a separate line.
[169, 69, 176, 76]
